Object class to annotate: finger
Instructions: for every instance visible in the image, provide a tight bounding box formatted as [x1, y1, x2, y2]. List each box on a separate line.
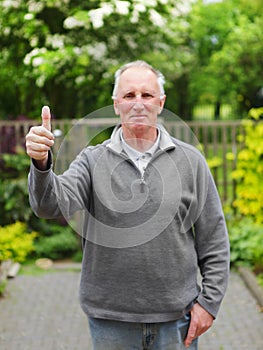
[41, 105, 51, 131]
[184, 319, 197, 348]
[27, 148, 50, 161]
[26, 139, 51, 159]
[26, 128, 54, 146]
[27, 136, 54, 149]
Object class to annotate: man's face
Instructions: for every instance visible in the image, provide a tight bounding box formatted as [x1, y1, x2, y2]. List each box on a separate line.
[113, 67, 166, 136]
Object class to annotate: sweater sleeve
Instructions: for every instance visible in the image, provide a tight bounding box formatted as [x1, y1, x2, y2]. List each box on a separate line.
[28, 150, 91, 221]
[194, 158, 230, 319]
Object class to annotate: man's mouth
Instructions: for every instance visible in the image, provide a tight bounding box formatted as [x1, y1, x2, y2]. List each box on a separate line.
[130, 115, 147, 119]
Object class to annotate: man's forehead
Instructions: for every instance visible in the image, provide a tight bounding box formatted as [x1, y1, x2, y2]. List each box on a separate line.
[120, 67, 157, 79]
[118, 67, 159, 90]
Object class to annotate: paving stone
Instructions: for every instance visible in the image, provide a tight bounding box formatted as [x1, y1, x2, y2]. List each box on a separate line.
[0, 270, 262, 350]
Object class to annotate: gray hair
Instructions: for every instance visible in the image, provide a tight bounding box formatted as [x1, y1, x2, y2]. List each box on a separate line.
[112, 60, 166, 100]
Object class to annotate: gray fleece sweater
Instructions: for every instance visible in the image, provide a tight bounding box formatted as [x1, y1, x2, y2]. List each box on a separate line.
[28, 125, 229, 322]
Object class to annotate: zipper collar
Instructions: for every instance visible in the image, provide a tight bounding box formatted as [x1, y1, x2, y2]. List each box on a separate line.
[106, 123, 176, 155]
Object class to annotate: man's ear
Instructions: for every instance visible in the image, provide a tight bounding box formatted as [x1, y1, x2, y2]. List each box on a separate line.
[113, 100, 120, 115]
[158, 95, 166, 114]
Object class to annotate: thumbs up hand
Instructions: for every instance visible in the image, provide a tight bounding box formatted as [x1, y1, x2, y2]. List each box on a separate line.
[26, 106, 54, 170]
[41, 105, 51, 131]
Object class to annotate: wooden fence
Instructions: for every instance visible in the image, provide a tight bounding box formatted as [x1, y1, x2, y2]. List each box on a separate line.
[0, 118, 243, 204]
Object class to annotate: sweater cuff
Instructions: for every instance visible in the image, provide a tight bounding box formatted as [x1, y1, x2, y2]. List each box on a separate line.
[31, 151, 53, 172]
[196, 295, 218, 319]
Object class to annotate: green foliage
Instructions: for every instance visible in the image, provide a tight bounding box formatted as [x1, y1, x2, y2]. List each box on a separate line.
[206, 156, 222, 169]
[0, 152, 32, 226]
[1, 0, 261, 120]
[0, 222, 37, 263]
[1, 152, 30, 178]
[0, 143, 81, 262]
[257, 274, 263, 288]
[0, 280, 7, 297]
[227, 216, 263, 269]
[34, 225, 80, 260]
[232, 112, 263, 223]
[189, 0, 263, 116]
[0, 0, 183, 118]
[0, 177, 31, 224]
[207, 16, 263, 115]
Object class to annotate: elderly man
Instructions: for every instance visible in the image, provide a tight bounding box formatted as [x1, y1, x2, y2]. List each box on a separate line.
[26, 60, 229, 350]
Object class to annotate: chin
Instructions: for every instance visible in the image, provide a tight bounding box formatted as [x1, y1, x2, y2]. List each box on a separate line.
[122, 118, 157, 136]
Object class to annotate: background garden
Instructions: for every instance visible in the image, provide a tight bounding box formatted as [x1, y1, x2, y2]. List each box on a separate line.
[0, 0, 263, 293]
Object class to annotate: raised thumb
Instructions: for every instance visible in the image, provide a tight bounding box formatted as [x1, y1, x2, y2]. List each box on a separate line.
[41, 105, 51, 131]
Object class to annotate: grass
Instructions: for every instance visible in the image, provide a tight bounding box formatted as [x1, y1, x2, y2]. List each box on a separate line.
[256, 273, 263, 288]
[0, 280, 7, 297]
[193, 104, 235, 121]
[18, 260, 56, 276]
[19, 258, 82, 276]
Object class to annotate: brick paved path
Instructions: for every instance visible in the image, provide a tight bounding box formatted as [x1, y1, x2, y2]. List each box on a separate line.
[0, 270, 262, 350]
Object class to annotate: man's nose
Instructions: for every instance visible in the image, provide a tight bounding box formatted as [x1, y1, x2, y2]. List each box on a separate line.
[132, 95, 144, 110]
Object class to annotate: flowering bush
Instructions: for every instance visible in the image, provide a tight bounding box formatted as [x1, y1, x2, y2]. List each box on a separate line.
[232, 108, 263, 224]
[0, 222, 37, 263]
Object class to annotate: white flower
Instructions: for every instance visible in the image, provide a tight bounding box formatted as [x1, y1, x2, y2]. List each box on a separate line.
[101, 3, 114, 16]
[28, 1, 44, 13]
[115, 1, 130, 15]
[88, 42, 107, 60]
[36, 75, 46, 88]
[175, 2, 192, 15]
[149, 9, 166, 27]
[3, 27, 11, 36]
[64, 16, 85, 29]
[89, 3, 115, 29]
[2, 0, 20, 9]
[73, 47, 82, 55]
[134, 3, 146, 12]
[203, 0, 222, 3]
[23, 55, 31, 66]
[46, 34, 64, 49]
[23, 48, 47, 65]
[135, 0, 156, 6]
[130, 10, 139, 23]
[89, 9, 104, 29]
[24, 13, 34, 20]
[30, 36, 38, 47]
[75, 75, 86, 85]
[32, 56, 44, 67]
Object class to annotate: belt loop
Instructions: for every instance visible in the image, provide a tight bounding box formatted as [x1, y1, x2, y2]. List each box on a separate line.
[142, 323, 158, 350]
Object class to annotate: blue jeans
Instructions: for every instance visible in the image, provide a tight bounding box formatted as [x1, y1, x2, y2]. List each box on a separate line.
[88, 313, 198, 350]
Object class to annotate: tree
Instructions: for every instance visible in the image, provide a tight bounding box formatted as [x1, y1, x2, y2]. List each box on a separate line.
[208, 14, 263, 116]
[1, 0, 261, 120]
[0, 0, 190, 119]
[188, 0, 263, 118]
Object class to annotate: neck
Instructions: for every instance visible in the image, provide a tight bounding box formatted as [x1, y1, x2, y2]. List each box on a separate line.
[122, 127, 158, 152]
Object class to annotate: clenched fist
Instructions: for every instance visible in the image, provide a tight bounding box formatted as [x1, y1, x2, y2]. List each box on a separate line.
[25, 106, 54, 170]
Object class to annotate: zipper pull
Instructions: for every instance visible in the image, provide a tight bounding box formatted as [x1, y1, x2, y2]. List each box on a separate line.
[140, 177, 146, 193]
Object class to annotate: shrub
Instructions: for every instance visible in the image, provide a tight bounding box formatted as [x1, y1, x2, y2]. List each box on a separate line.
[34, 225, 80, 260]
[0, 222, 37, 263]
[227, 216, 263, 270]
[0, 151, 32, 226]
[232, 108, 263, 224]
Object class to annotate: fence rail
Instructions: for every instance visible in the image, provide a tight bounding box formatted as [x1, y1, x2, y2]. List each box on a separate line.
[0, 118, 243, 204]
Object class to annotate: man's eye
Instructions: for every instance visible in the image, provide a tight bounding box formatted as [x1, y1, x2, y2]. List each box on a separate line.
[124, 94, 135, 99]
[142, 93, 153, 99]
